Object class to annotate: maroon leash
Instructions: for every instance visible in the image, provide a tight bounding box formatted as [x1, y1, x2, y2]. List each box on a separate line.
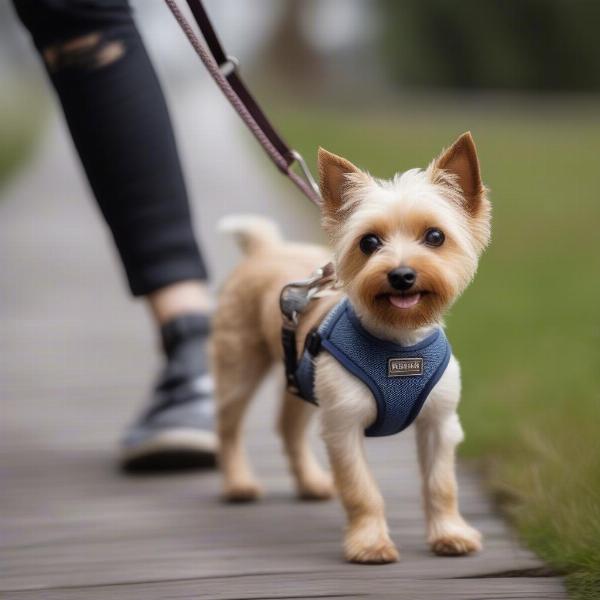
[163, 0, 322, 206]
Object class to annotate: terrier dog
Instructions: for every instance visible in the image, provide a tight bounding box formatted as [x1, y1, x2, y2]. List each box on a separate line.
[212, 132, 490, 564]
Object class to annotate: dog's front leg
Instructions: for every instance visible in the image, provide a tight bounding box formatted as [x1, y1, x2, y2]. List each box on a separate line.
[324, 424, 398, 563]
[317, 356, 398, 564]
[415, 359, 482, 555]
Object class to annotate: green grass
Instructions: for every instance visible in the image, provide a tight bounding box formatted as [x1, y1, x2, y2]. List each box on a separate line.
[275, 98, 600, 599]
[0, 89, 45, 191]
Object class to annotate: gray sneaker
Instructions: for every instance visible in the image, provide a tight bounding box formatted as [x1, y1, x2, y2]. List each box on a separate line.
[120, 313, 218, 473]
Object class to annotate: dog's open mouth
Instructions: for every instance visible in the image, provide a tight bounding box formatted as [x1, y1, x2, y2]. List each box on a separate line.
[384, 291, 429, 309]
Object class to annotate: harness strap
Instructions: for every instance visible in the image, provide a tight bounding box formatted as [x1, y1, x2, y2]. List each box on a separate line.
[279, 263, 336, 396]
[163, 0, 322, 206]
[281, 326, 300, 394]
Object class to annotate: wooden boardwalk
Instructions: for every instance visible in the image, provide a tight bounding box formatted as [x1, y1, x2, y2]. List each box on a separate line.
[0, 105, 567, 599]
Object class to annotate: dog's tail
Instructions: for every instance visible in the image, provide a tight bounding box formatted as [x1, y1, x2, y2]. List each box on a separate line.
[219, 214, 283, 255]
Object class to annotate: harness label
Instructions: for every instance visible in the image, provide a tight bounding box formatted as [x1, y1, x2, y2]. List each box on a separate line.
[388, 357, 423, 377]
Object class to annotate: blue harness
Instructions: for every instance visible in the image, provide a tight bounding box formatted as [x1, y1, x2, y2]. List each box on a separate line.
[293, 298, 452, 437]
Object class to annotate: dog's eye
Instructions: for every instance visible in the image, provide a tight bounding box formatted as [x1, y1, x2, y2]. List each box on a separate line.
[359, 234, 382, 255]
[423, 228, 445, 247]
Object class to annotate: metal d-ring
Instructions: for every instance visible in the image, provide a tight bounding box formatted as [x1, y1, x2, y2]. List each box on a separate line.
[219, 55, 239, 77]
[289, 149, 321, 199]
[279, 262, 336, 327]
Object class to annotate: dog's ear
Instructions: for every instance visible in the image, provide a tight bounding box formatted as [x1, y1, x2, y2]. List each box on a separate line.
[432, 132, 491, 251]
[433, 132, 485, 214]
[318, 148, 363, 225]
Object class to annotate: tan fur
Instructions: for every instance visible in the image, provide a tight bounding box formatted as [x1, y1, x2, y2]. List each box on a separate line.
[213, 133, 489, 562]
[212, 234, 335, 501]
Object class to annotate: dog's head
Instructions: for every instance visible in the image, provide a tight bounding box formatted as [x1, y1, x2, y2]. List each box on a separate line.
[318, 132, 491, 331]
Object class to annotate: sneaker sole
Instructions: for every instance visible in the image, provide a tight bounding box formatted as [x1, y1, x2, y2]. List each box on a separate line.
[120, 429, 218, 473]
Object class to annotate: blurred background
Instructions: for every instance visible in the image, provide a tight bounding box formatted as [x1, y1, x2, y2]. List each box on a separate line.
[1, 1, 599, 598]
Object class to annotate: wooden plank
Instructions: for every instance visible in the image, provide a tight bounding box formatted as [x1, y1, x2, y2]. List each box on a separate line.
[0, 576, 567, 600]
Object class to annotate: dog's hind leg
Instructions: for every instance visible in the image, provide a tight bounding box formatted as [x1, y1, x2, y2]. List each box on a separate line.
[278, 390, 335, 500]
[214, 338, 269, 502]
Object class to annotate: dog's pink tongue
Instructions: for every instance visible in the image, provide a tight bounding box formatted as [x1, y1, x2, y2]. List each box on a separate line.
[389, 293, 421, 309]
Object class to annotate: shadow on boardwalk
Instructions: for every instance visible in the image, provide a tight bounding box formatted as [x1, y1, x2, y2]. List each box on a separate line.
[0, 87, 566, 599]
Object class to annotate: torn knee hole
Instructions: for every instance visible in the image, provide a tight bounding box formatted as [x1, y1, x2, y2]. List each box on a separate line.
[43, 33, 125, 72]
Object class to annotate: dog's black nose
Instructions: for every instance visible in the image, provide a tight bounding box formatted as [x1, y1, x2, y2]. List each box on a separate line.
[388, 267, 416, 291]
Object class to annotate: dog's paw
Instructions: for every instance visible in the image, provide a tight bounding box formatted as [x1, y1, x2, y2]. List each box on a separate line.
[298, 472, 335, 501]
[223, 480, 264, 503]
[345, 538, 399, 564]
[429, 519, 482, 556]
[344, 525, 399, 564]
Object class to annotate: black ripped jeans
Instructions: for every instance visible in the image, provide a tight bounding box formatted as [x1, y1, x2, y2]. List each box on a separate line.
[12, 0, 208, 296]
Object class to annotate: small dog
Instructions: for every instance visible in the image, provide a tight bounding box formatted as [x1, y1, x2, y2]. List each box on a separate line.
[212, 132, 490, 564]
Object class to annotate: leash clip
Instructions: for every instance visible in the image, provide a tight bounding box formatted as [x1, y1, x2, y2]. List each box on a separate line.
[289, 150, 321, 199]
[280, 262, 335, 328]
[280, 262, 335, 397]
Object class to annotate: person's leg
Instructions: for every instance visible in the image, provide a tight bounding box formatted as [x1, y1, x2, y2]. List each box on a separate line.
[13, 0, 217, 470]
[148, 281, 212, 325]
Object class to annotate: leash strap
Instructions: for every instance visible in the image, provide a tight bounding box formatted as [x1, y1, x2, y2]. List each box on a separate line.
[163, 0, 322, 206]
